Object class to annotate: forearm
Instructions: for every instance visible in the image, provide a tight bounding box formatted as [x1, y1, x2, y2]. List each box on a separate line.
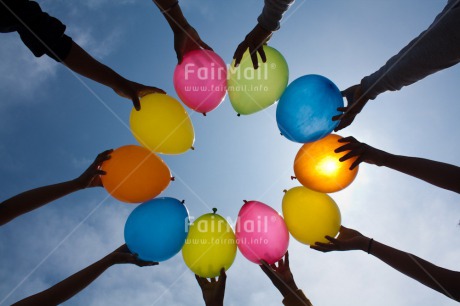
[361, 2, 460, 99]
[368, 240, 460, 301]
[13, 256, 113, 306]
[381, 154, 460, 194]
[257, 0, 295, 31]
[62, 41, 126, 92]
[0, 179, 83, 226]
[282, 289, 313, 306]
[153, 0, 190, 33]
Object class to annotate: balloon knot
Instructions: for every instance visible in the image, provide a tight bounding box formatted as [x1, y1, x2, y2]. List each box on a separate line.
[202, 112, 207, 116]
[181, 200, 185, 204]
[171, 177, 175, 181]
[290, 176, 297, 180]
[280, 133, 283, 136]
[283, 189, 287, 193]
[191, 146, 195, 150]
[237, 113, 241, 117]
[243, 200, 248, 204]
[212, 208, 217, 214]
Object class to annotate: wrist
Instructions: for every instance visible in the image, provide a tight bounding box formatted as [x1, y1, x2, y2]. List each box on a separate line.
[71, 178, 87, 190]
[358, 237, 372, 252]
[280, 280, 298, 297]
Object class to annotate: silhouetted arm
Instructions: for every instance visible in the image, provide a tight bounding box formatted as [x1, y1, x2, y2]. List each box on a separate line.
[233, 0, 294, 69]
[152, 0, 212, 63]
[260, 252, 313, 306]
[62, 42, 165, 110]
[334, 2, 460, 131]
[12, 245, 157, 306]
[0, 150, 111, 226]
[312, 226, 460, 302]
[195, 268, 226, 306]
[335, 136, 460, 194]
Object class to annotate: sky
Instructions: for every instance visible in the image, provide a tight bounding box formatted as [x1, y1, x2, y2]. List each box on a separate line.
[0, 0, 459, 305]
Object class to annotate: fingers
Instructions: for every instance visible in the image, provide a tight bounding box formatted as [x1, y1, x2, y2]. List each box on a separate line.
[325, 235, 337, 243]
[258, 46, 266, 63]
[350, 156, 365, 170]
[249, 47, 259, 69]
[219, 267, 227, 282]
[259, 260, 272, 276]
[284, 250, 289, 267]
[199, 39, 213, 51]
[233, 43, 246, 67]
[332, 114, 343, 122]
[150, 87, 166, 95]
[310, 244, 333, 253]
[338, 136, 357, 144]
[132, 96, 141, 111]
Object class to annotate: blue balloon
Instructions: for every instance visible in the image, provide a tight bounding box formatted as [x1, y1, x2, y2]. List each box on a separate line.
[276, 75, 343, 143]
[124, 197, 189, 262]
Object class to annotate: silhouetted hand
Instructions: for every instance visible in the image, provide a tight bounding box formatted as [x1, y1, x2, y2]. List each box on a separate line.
[109, 244, 158, 267]
[174, 25, 213, 64]
[113, 79, 166, 111]
[74, 149, 113, 189]
[195, 268, 226, 306]
[335, 136, 389, 170]
[333, 84, 370, 131]
[311, 226, 370, 252]
[233, 24, 272, 69]
[260, 251, 298, 298]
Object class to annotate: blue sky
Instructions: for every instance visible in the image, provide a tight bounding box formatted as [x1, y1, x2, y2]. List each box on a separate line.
[0, 0, 459, 305]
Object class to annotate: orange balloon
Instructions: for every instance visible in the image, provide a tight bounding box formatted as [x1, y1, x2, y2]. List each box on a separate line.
[101, 145, 171, 203]
[293, 134, 358, 193]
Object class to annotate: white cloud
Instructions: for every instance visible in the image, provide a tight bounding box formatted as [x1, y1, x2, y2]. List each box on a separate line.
[0, 35, 58, 103]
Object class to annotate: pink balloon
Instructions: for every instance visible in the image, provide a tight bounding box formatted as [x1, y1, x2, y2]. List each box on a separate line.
[173, 50, 227, 115]
[235, 201, 290, 264]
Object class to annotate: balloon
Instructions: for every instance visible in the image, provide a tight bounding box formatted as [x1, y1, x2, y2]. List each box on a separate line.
[130, 93, 195, 154]
[235, 201, 289, 264]
[294, 134, 359, 193]
[174, 50, 227, 114]
[228, 46, 289, 115]
[182, 210, 237, 278]
[276, 74, 343, 143]
[124, 197, 189, 262]
[282, 186, 341, 246]
[100, 145, 171, 203]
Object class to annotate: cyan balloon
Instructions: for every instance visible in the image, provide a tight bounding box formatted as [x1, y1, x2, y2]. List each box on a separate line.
[124, 197, 189, 262]
[276, 75, 343, 143]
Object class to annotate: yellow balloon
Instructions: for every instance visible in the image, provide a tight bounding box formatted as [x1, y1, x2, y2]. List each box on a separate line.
[130, 93, 195, 154]
[282, 186, 341, 246]
[182, 212, 237, 278]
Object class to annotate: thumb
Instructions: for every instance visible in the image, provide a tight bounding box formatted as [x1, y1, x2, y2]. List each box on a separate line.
[132, 97, 141, 111]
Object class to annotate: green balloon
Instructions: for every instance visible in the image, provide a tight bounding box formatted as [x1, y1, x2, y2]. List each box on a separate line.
[228, 46, 289, 115]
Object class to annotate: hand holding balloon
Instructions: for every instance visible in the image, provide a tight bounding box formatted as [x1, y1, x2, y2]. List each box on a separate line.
[310, 226, 370, 252]
[109, 244, 159, 267]
[113, 79, 166, 111]
[74, 149, 112, 189]
[260, 251, 298, 298]
[173, 25, 213, 64]
[233, 24, 272, 69]
[195, 268, 227, 306]
[333, 84, 370, 131]
[335, 136, 390, 170]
